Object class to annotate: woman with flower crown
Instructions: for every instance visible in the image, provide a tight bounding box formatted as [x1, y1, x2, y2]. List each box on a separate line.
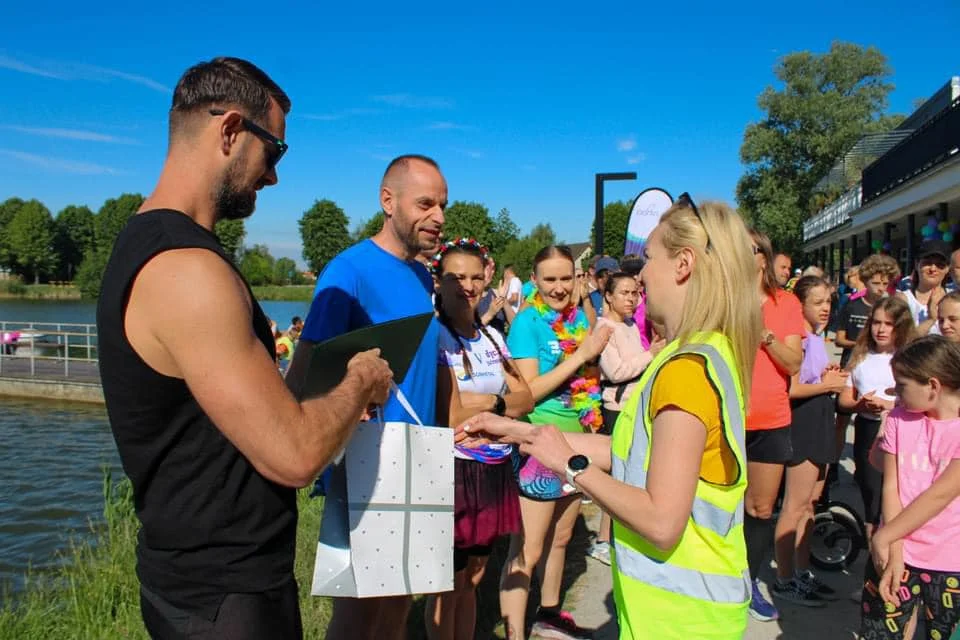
[500, 245, 613, 640]
[423, 238, 534, 640]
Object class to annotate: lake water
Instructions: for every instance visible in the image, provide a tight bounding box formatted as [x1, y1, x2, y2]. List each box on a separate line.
[0, 298, 312, 597]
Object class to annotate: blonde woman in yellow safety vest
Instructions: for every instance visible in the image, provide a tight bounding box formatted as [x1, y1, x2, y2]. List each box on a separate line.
[463, 196, 762, 640]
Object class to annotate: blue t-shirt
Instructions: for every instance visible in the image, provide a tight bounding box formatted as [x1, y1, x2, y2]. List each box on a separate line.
[506, 307, 583, 433]
[588, 290, 603, 317]
[301, 239, 438, 425]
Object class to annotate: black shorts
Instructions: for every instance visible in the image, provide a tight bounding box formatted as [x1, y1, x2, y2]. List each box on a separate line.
[599, 408, 621, 436]
[140, 580, 302, 640]
[745, 425, 793, 464]
[788, 394, 837, 465]
[453, 545, 493, 572]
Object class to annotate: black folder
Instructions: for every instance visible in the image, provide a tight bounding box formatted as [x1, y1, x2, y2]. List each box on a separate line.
[300, 312, 434, 399]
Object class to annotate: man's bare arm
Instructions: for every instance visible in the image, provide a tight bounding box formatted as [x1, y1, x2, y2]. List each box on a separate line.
[130, 249, 391, 488]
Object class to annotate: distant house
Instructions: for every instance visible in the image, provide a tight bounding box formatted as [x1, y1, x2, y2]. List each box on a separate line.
[565, 242, 593, 269]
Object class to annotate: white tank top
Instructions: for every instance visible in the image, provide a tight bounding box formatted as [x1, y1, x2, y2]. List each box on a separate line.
[902, 289, 928, 325]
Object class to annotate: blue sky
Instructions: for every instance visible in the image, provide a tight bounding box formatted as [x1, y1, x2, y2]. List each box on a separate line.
[1, 1, 957, 267]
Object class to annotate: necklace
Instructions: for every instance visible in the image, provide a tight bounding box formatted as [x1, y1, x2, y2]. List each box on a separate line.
[528, 291, 603, 431]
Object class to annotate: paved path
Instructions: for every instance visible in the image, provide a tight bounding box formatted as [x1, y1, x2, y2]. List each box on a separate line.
[0, 356, 100, 383]
[560, 445, 867, 640]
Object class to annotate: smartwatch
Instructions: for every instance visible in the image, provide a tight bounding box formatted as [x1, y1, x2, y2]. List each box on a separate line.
[493, 394, 507, 416]
[564, 454, 591, 488]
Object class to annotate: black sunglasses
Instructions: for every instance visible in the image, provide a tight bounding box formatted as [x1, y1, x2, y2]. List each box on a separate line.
[677, 192, 711, 251]
[209, 109, 288, 168]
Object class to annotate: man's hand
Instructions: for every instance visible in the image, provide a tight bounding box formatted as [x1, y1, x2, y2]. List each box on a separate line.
[347, 349, 393, 406]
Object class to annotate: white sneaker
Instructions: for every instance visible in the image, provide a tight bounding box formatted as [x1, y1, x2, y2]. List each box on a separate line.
[587, 541, 611, 566]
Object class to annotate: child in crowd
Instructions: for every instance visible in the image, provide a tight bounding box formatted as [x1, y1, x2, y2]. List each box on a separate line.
[839, 297, 915, 539]
[937, 292, 960, 342]
[772, 276, 849, 606]
[859, 336, 960, 640]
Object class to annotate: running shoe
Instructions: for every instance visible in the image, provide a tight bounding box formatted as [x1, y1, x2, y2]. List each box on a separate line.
[771, 578, 827, 608]
[796, 568, 839, 600]
[749, 579, 780, 621]
[530, 610, 593, 639]
[587, 541, 611, 566]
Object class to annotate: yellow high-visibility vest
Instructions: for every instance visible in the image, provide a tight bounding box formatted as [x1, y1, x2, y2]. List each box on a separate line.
[611, 331, 749, 639]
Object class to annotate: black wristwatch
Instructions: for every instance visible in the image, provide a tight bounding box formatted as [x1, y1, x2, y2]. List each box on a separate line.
[493, 394, 507, 416]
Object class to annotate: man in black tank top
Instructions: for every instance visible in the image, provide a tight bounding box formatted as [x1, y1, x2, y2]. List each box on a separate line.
[97, 57, 393, 640]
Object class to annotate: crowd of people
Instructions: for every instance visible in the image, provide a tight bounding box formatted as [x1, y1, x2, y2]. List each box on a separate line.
[93, 56, 960, 640]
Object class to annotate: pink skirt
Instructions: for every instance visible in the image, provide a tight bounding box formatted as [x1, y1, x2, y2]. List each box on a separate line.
[454, 457, 521, 549]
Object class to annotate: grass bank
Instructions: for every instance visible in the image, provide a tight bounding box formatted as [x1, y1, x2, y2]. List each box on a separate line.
[0, 469, 519, 640]
[0, 282, 81, 300]
[251, 285, 314, 301]
[0, 470, 331, 639]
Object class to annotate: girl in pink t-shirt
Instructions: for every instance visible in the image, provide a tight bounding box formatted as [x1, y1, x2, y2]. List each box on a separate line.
[859, 335, 960, 639]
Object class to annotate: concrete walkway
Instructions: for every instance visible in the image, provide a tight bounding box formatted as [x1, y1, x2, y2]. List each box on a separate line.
[559, 452, 866, 640]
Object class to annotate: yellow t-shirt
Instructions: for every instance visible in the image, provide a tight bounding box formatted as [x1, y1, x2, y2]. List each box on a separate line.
[648, 354, 739, 485]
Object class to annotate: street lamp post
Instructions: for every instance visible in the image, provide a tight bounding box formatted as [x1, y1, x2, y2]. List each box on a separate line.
[594, 172, 637, 255]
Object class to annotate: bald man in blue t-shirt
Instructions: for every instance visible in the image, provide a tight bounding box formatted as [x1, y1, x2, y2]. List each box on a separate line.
[287, 154, 447, 640]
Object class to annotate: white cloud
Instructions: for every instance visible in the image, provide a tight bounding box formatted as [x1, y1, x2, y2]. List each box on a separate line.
[1, 125, 138, 144]
[0, 54, 64, 79]
[372, 93, 453, 109]
[0, 149, 127, 175]
[456, 149, 484, 159]
[617, 136, 637, 152]
[0, 53, 170, 93]
[626, 153, 646, 165]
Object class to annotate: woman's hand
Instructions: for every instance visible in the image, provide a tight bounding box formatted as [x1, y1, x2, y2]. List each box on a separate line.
[648, 337, 667, 357]
[821, 369, 849, 394]
[576, 324, 613, 361]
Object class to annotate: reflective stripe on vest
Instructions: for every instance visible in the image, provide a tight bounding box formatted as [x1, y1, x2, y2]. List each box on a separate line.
[610, 459, 743, 538]
[613, 540, 751, 604]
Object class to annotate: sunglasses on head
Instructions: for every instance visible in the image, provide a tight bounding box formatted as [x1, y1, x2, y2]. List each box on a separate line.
[209, 108, 288, 169]
[677, 192, 711, 251]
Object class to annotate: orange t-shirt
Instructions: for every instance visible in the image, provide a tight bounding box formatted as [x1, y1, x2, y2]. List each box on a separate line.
[747, 288, 804, 431]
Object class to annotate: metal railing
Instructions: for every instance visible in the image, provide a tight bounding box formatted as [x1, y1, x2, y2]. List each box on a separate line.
[803, 183, 862, 242]
[862, 97, 960, 203]
[0, 321, 98, 379]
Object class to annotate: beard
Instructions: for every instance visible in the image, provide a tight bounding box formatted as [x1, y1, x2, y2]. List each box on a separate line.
[393, 205, 436, 255]
[214, 159, 256, 222]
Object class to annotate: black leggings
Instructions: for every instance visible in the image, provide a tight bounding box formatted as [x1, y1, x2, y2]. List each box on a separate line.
[859, 561, 960, 639]
[853, 415, 883, 525]
[140, 580, 303, 640]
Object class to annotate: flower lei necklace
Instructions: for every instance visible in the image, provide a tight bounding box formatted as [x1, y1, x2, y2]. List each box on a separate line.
[527, 290, 603, 432]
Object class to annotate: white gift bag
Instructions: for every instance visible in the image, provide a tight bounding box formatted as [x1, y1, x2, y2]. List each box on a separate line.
[311, 384, 455, 598]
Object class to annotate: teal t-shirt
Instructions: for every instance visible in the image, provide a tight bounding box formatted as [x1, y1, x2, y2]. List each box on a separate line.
[506, 306, 583, 433]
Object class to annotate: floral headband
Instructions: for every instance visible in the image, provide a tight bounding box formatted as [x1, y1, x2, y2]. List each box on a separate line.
[430, 237, 490, 274]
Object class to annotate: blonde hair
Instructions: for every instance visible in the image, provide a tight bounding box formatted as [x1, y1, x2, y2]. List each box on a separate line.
[658, 201, 762, 398]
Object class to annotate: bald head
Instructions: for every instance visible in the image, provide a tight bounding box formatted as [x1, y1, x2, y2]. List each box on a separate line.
[380, 154, 441, 193]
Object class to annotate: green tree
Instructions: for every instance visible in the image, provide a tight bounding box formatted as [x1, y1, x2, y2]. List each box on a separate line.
[591, 200, 630, 258]
[736, 41, 901, 255]
[239, 244, 276, 286]
[442, 201, 495, 248]
[54, 205, 96, 281]
[7, 200, 58, 283]
[527, 223, 556, 248]
[96, 193, 144, 253]
[0, 197, 25, 269]
[489, 208, 520, 257]
[214, 219, 246, 263]
[75, 250, 110, 299]
[351, 211, 385, 243]
[273, 257, 298, 285]
[299, 199, 350, 274]
[499, 237, 540, 281]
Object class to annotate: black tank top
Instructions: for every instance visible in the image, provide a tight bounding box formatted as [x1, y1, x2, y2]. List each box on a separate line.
[97, 210, 296, 611]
